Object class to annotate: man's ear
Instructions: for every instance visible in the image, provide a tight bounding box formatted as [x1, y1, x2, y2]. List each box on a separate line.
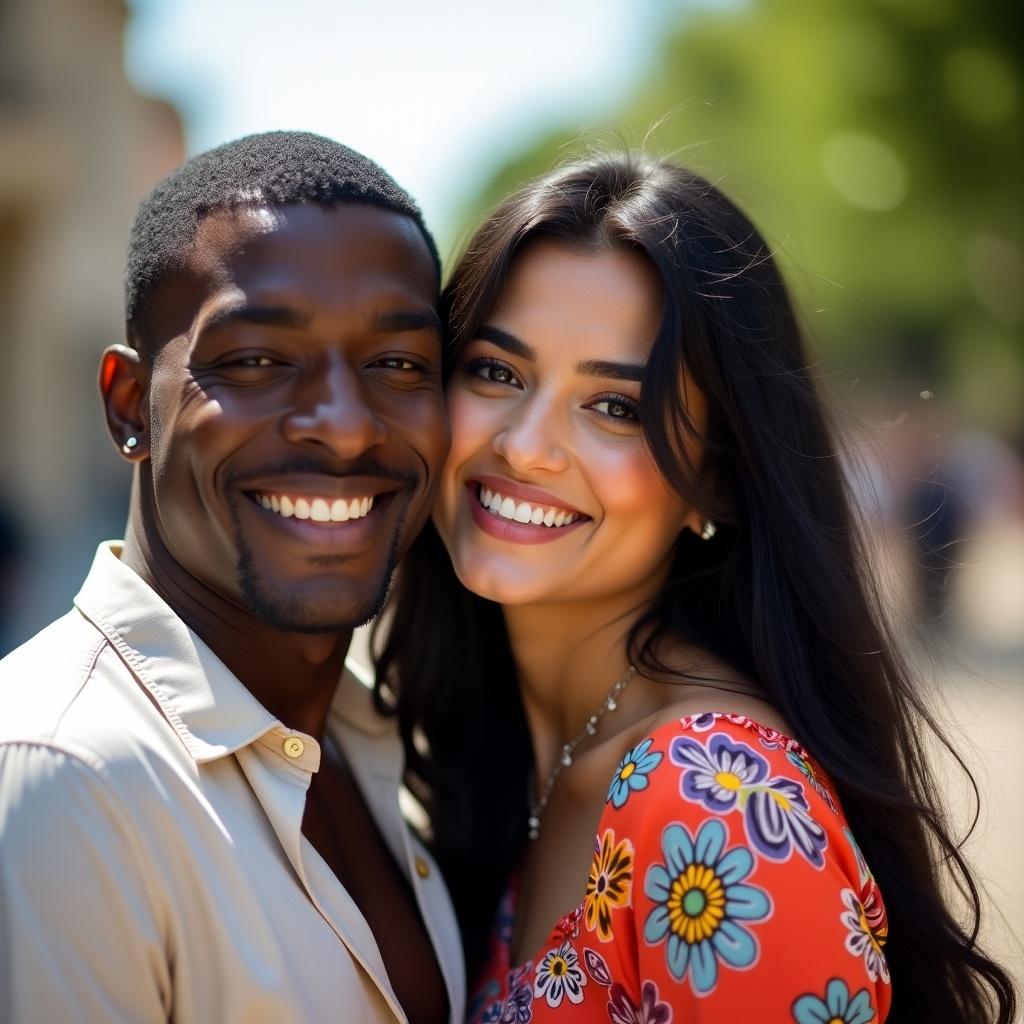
[99, 345, 150, 461]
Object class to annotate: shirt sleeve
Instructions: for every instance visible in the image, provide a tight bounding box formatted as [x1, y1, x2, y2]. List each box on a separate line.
[586, 718, 892, 1022]
[0, 741, 170, 1023]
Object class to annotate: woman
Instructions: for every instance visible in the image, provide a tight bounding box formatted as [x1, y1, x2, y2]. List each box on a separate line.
[373, 154, 1016, 1021]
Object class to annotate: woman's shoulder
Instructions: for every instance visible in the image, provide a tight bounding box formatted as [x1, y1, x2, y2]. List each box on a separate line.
[603, 705, 844, 845]
[587, 710, 892, 1018]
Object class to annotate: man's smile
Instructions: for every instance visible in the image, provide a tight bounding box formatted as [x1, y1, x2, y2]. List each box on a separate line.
[237, 473, 405, 548]
[250, 491, 375, 522]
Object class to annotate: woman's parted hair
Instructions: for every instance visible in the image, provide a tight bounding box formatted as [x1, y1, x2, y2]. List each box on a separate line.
[373, 152, 1016, 1022]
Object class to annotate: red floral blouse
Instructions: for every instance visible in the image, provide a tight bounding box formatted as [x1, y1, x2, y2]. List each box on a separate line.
[467, 714, 891, 1023]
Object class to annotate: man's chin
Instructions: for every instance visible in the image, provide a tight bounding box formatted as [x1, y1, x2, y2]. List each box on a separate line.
[232, 513, 402, 634]
[235, 567, 394, 635]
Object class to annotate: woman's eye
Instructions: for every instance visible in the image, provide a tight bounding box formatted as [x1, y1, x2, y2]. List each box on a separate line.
[589, 396, 639, 421]
[464, 357, 520, 386]
[485, 365, 515, 384]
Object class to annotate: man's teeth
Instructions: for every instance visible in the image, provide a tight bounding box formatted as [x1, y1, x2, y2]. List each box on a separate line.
[253, 493, 374, 522]
[478, 486, 579, 527]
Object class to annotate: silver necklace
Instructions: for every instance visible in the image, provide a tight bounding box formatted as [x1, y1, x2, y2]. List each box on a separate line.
[527, 664, 637, 840]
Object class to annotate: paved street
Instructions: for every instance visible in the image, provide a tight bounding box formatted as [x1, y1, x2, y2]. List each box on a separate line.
[932, 654, 1024, 1003]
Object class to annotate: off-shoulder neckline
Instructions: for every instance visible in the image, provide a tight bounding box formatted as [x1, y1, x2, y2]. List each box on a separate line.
[497, 711, 820, 974]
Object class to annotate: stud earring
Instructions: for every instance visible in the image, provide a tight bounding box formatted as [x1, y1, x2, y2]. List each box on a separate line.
[701, 520, 717, 541]
[122, 436, 139, 454]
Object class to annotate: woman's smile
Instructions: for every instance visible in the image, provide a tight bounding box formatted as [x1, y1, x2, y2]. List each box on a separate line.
[466, 479, 590, 545]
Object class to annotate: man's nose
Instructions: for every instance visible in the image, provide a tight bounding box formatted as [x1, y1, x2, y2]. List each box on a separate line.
[281, 358, 388, 457]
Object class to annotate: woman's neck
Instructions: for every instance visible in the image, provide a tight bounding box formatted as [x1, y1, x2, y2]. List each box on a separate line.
[502, 579, 664, 785]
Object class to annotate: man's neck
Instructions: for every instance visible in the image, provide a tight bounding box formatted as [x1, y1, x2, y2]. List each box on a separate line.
[120, 515, 352, 742]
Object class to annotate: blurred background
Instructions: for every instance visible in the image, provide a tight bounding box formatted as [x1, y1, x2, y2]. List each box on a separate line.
[1, 0, 1021, 994]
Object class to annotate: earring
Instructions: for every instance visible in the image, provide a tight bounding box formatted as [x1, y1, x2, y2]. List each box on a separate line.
[122, 436, 139, 454]
[701, 520, 717, 541]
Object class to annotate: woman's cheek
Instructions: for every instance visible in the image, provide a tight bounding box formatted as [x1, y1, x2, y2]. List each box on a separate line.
[584, 437, 688, 542]
[446, 388, 501, 463]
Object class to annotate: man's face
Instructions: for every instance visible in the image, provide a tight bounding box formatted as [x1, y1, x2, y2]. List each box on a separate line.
[140, 203, 448, 632]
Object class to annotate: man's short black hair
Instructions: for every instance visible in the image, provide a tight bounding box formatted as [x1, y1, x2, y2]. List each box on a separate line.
[125, 130, 439, 338]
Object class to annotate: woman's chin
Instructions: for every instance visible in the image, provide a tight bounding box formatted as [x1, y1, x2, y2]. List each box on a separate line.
[450, 555, 557, 607]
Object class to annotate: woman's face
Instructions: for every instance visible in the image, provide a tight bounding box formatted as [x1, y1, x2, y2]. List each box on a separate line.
[433, 238, 706, 607]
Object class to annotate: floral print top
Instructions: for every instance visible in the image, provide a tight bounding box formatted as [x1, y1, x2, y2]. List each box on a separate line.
[467, 713, 891, 1023]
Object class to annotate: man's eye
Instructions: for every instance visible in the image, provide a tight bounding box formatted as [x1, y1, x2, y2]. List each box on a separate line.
[374, 357, 419, 370]
[224, 356, 276, 368]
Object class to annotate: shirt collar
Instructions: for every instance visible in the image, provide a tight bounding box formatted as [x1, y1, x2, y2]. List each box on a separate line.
[74, 542, 395, 766]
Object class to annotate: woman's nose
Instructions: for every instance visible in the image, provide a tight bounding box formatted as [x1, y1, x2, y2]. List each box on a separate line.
[490, 392, 570, 474]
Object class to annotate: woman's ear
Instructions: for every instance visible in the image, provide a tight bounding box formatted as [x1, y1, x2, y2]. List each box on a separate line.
[680, 508, 705, 537]
[99, 345, 150, 461]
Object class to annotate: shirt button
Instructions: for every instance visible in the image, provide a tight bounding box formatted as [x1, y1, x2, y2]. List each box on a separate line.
[414, 856, 430, 879]
[282, 736, 305, 758]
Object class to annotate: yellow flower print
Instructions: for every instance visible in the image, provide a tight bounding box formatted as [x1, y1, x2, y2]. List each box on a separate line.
[667, 861, 727, 944]
[584, 828, 634, 941]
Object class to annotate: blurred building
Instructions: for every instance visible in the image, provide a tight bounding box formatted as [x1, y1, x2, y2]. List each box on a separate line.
[0, 0, 184, 652]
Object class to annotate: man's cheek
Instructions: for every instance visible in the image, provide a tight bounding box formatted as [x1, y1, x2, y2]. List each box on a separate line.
[406, 394, 450, 462]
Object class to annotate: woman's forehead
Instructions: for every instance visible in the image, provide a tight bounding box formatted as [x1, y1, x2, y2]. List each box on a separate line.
[485, 239, 664, 365]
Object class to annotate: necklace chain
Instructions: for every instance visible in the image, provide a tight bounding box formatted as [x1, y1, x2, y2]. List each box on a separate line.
[527, 664, 637, 841]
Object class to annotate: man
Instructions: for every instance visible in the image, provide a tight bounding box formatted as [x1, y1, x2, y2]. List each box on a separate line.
[0, 131, 459, 1023]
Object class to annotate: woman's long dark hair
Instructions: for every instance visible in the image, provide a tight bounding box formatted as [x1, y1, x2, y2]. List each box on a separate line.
[372, 153, 1017, 1021]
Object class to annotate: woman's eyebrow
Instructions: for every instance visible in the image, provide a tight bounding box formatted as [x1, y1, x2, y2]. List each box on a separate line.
[575, 359, 645, 382]
[477, 325, 535, 360]
[477, 325, 645, 381]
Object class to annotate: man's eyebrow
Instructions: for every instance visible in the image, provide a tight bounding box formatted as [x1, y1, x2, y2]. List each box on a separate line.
[201, 304, 312, 332]
[369, 308, 443, 337]
[476, 326, 536, 360]
[574, 359, 646, 383]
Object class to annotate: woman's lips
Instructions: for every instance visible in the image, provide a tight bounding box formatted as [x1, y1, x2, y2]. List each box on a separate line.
[465, 481, 588, 545]
[472, 474, 585, 517]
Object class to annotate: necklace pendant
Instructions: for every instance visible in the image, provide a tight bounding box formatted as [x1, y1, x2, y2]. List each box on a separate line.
[528, 816, 541, 840]
[585, 720, 598, 736]
[606, 698, 617, 711]
[560, 749, 573, 767]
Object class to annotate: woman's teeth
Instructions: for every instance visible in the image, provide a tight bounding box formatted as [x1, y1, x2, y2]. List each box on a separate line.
[251, 492, 374, 522]
[477, 486, 580, 527]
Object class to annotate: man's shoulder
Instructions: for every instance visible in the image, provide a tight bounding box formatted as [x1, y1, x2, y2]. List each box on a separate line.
[0, 609, 108, 743]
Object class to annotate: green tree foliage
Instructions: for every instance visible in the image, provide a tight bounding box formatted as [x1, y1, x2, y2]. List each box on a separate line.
[454, 0, 1023, 429]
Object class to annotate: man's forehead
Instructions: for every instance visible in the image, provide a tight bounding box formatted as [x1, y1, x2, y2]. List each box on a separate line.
[194, 200, 423, 249]
[189, 206, 285, 274]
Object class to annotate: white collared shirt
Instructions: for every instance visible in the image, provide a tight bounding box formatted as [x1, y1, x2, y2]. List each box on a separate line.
[0, 542, 464, 1023]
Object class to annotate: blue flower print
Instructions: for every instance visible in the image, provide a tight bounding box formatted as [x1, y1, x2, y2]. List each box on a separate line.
[607, 738, 663, 809]
[792, 978, 875, 1023]
[643, 818, 771, 995]
[689, 712, 717, 732]
[486, 972, 533, 1024]
[786, 749, 837, 813]
[670, 733, 769, 813]
[843, 826, 871, 886]
[745, 777, 828, 868]
[472, 979, 502, 1023]
[672, 733, 828, 867]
